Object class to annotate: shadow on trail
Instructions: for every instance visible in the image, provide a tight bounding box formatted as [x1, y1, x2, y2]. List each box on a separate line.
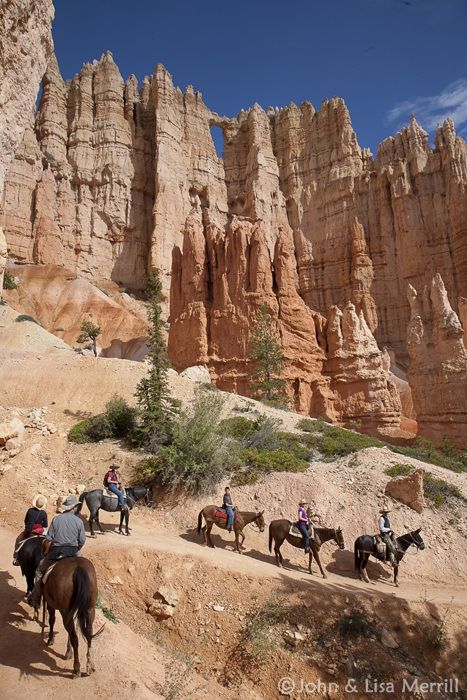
[0, 569, 65, 678]
[179, 528, 238, 551]
[326, 548, 392, 583]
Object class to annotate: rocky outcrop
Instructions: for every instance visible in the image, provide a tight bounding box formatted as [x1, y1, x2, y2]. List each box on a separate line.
[169, 214, 401, 432]
[385, 468, 425, 513]
[1, 52, 155, 289]
[3, 264, 148, 359]
[0, 0, 54, 199]
[407, 274, 467, 447]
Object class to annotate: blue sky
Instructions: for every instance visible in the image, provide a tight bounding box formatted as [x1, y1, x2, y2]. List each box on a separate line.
[52, 0, 467, 155]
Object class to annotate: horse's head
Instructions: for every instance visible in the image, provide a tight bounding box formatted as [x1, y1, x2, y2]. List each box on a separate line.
[335, 526, 345, 550]
[411, 527, 425, 550]
[255, 510, 266, 533]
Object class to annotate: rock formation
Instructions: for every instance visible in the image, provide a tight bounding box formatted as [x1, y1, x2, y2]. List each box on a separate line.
[0, 0, 54, 199]
[0, 227, 7, 299]
[169, 213, 401, 433]
[385, 468, 425, 514]
[407, 274, 467, 447]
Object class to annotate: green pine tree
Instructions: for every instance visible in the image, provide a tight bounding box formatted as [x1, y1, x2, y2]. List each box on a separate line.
[248, 303, 288, 406]
[135, 269, 179, 447]
[77, 318, 101, 357]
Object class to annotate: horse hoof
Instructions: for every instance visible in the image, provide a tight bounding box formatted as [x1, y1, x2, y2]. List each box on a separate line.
[322, 574, 327, 579]
[72, 671, 82, 679]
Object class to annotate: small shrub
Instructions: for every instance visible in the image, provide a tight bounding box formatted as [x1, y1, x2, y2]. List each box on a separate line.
[219, 416, 259, 440]
[84, 414, 113, 441]
[105, 394, 136, 438]
[3, 270, 18, 290]
[297, 417, 327, 433]
[423, 472, 463, 508]
[241, 597, 288, 661]
[67, 419, 93, 444]
[244, 415, 281, 450]
[337, 610, 371, 638]
[385, 463, 413, 478]
[232, 447, 309, 486]
[96, 595, 119, 624]
[54, 327, 65, 332]
[15, 314, 39, 324]
[302, 425, 383, 458]
[391, 437, 466, 473]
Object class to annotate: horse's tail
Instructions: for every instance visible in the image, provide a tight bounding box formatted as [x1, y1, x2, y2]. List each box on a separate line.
[78, 491, 87, 505]
[268, 524, 273, 553]
[197, 510, 203, 536]
[65, 566, 93, 641]
[354, 539, 360, 571]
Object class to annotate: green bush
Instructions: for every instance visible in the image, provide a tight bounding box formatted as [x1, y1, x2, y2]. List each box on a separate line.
[67, 419, 93, 444]
[219, 416, 259, 440]
[105, 394, 136, 438]
[85, 414, 113, 441]
[423, 472, 463, 508]
[3, 270, 18, 290]
[391, 437, 466, 473]
[135, 390, 238, 494]
[232, 447, 309, 486]
[296, 417, 327, 433]
[15, 314, 39, 324]
[301, 425, 383, 458]
[385, 463, 413, 478]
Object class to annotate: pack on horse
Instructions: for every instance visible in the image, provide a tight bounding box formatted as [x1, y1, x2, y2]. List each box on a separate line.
[78, 485, 153, 536]
[269, 521, 345, 577]
[197, 505, 265, 553]
[40, 552, 102, 677]
[354, 528, 425, 587]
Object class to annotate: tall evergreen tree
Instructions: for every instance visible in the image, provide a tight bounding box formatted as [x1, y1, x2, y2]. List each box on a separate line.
[248, 303, 287, 405]
[135, 269, 179, 447]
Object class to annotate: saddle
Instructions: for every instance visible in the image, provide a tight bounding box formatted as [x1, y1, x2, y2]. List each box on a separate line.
[373, 534, 390, 558]
[15, 534, 44, 555]
[215, 508, 237, 521]
[289, 522, 312, 539]
[103, 487, 127, 499]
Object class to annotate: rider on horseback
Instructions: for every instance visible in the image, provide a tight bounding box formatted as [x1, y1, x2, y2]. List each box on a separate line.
[12, 494, 48, 566]
[223, 486, 235, 533]
[297, 499, 311, 554]
[27, 495, 86, 609]
[104, 464, 127, 510]
[379, 505, 397, 567]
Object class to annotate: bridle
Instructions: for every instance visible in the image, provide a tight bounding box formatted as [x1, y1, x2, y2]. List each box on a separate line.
[399, 531, 423, 551]
[143, 487, 153, 507]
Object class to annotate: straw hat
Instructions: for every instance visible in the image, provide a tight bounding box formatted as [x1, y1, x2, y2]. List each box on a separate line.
[59, 495, 80, 512]
[32, 494, 47, 509]
[298, 499, 308, 506]
[379, 506, 391, 513]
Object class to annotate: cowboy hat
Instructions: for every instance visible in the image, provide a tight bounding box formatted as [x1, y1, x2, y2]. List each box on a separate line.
[60, 495, 80, 512]
[32, 494, 47, 509]
[298, 499, 308, 506]
[379, 507, 391, 513]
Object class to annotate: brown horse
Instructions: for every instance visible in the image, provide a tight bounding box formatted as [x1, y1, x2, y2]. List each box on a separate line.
[269, 522, 345, 577]
[198, 506, 265, 553]
[40, 556, 101, 677]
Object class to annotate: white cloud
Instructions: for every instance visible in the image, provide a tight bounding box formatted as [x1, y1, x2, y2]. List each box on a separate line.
[387, 79, 467, 135]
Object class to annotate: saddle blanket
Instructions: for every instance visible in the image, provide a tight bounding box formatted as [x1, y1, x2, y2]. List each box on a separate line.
[15, 534, 44, 555]
[215, 509, 237, 521]
[103, 487, 127, 499]
[289, 523, 312, 538]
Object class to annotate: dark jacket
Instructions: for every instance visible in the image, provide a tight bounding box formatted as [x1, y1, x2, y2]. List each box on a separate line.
[24, 507, 48, 535]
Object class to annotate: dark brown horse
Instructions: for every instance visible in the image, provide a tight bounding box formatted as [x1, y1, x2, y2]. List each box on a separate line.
[198, 506, 265, 553]
[269, 522, 345, 577]
[354, 528, 425, 587]
[40, 556, 101, 677]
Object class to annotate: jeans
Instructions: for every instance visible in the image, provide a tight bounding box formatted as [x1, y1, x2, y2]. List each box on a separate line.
[225, 506, 234, 529]
[108, 483, 125, 507]
[381, 533, 396, 556]
[298, 521, 310, 551]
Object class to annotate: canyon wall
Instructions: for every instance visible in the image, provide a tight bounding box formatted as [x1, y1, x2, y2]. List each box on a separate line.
[1, 52, 466, 440]
[407, 274, 467, 447]
[0, 0, 54, 199]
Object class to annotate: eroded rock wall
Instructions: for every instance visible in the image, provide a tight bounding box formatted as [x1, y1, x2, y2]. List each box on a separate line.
[0, 0, 54, 199]
[407, 274, 467, 447]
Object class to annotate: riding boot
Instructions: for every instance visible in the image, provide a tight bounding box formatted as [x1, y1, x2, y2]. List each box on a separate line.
[27, 570, 44, 608]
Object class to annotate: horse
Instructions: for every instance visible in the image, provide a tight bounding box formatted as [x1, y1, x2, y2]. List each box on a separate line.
[40, 556, 102, 677]
[79, 485, 152, 536]
[268, 522, 345, 578]
[17, 535, 44, 595]
[197, 506, 265, 553]
[354, 528, 425, 587]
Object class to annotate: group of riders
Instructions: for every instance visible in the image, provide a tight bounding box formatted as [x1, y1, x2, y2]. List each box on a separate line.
[13, 469, 399, 610]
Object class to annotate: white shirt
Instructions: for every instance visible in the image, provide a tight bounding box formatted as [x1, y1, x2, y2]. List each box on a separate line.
[379, 515, 391, 533]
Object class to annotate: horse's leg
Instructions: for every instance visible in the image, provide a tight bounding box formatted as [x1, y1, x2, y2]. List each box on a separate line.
[86, 607, 96, 675]
[308, 550, 313, 575]
[362, 554, 371, 584]
[274, 537, 284, 567]
[206, 522, 215, 548]
[46, 606, 56, 646]
[234, 528, 242, 554]
[88, 510, 96, 538]
[125, 509, 129, 536]
[394, 564, 399, 587]
[313, 548, 327, 579]
[65, 618, 81, 677]
[201, 525, 207, 544]
[96, 508, 104, 534]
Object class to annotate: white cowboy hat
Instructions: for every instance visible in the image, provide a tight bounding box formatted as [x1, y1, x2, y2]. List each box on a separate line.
[298, 499, 308, 506]
[60, 495, 80, 512]
[379, 507, 391, 513]
[32, 494, 47, 509]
